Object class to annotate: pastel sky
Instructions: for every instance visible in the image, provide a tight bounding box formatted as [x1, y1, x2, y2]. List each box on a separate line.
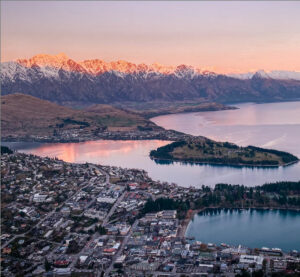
[1, 1, 300, 73]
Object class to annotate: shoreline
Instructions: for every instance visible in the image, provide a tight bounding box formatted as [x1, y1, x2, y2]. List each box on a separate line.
[180, 206, 300, 239]
[142, 105, 238, 119]
[1, 129, 190, 144]
[178, 208, 204, 238]
[1, 137, 174, 144]
[224, 98, 300, 106]
[3, 137, 299, 169]
[150, 156, 299, 168]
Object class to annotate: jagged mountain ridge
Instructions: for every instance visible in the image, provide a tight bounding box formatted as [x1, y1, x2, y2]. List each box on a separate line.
[1, 53, 300, 104]
[15, 53, 212, 76]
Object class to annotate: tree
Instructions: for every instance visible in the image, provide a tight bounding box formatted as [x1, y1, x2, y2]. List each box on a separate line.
[66, 240, 80, 254]
[262, 259, 268, 271]
[253, 270, 264, 277]
[19, 211, 26, 217]
[236, 269, 251, 277]
[45, 258, 51, 271]
[98, 226, 107, 235]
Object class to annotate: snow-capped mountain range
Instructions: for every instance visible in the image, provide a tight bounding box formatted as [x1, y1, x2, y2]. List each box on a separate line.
[13, 53, 216, 78]
[1, 53, 300, 104]
[3, 53, 299, 80]
[229, 70, 300, 81]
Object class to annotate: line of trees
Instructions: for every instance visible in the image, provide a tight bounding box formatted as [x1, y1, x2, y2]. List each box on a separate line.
[141, 182, 300, 217]
[248, 145, 298, 163]
[195, 181, 300, 208]
[1, 146, 13, 154]
[141, 198, 190, 219]
[150, 141, 187, 159]
[259, 181, 300, 193]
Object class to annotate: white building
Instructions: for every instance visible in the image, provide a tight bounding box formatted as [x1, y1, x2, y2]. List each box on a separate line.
[97, 197, 116, 204]
[240, 255, 264, 266]
[33, 193, 48, 203]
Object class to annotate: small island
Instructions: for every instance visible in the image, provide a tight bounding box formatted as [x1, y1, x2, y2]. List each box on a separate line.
[150, 139, 299, 167]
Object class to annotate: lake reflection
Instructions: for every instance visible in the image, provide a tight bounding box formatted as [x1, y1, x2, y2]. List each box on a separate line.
[185, 209, 300, 251]
[4, 101, 300, 187]
[5, 140, 170, 165]
[4, 138, 300, 188]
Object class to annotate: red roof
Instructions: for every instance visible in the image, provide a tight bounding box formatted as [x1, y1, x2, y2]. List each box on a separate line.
[54, 260, 69, 266]
[129, 183, 137, 186]
[103, 248, 116, 253]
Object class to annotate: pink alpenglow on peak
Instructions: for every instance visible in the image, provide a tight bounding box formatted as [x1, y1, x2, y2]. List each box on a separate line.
[17, 53, 69, 68]
[15, 53, 212, 76]
[12, 53, 300, 80]
[17, 53, 87, 73]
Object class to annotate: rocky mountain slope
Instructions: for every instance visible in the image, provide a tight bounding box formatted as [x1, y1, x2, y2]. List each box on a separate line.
[1, 54, 300, 105]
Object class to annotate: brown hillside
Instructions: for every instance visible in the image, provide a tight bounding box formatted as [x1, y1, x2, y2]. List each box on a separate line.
[1, 93, 155, 137]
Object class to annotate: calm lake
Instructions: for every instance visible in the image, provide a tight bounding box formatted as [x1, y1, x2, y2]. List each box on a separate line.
[4, 101, 300, 187]
[185, 209, 300, 251]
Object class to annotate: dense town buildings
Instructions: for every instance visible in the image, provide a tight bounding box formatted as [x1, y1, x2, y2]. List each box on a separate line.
[1, 151, 299, 276]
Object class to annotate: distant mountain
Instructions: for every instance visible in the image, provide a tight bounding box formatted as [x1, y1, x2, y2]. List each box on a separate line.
[1, 53, 300, 104]
[1, 93, 155, 138]
[228, 70, 300, 81]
